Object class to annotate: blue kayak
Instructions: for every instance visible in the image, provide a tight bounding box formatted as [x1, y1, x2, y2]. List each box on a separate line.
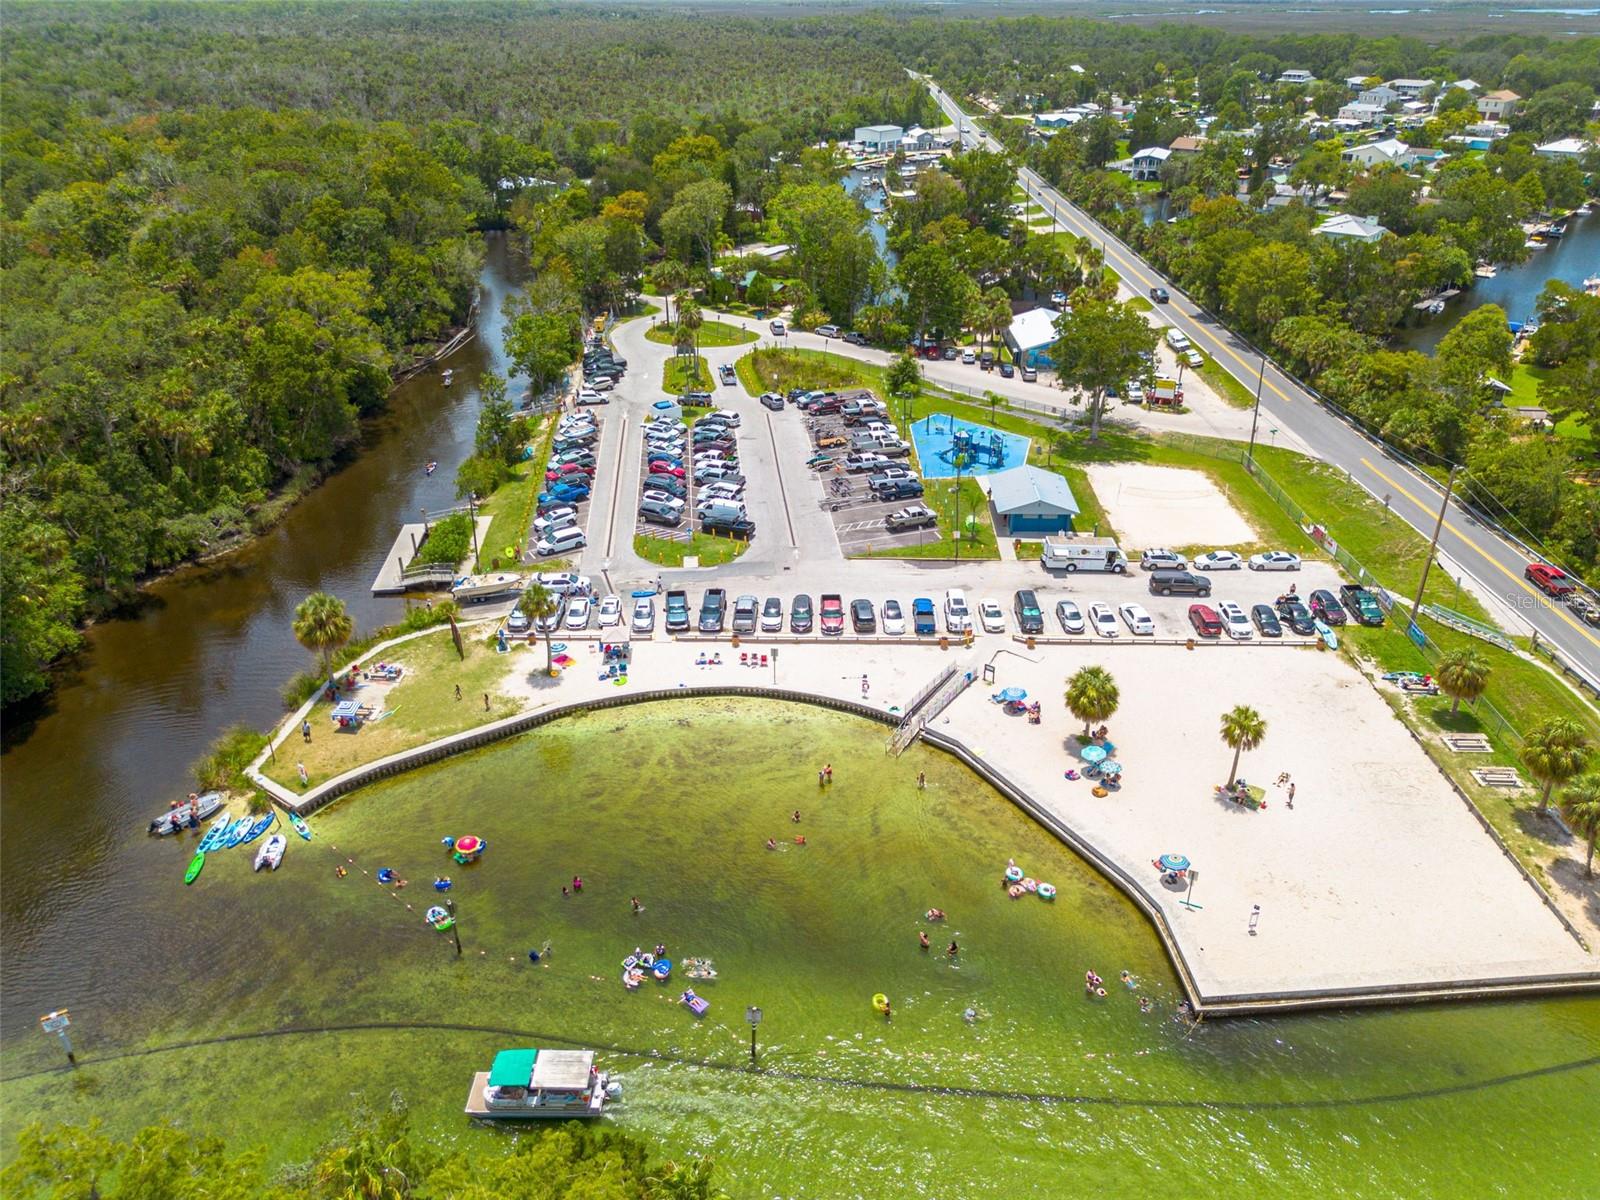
[220, 816, 253, 849]
[197, 814, 234, 853]
[236, 812, 276, 847]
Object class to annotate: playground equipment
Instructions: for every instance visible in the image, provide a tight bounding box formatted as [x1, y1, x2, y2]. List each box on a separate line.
[938, 422, 1008, 471]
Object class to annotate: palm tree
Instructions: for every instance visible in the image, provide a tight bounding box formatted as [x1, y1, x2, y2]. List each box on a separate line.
[1522, 717, 1590, 814]
[518, 584, 560, 675]
[1435, 648, 1490, 716]
[678, 295, 704, 358]
[293, 592, 354, 681]
[1561, 774, 1600, 878]
[1219, 705, 1267, 788]
[652, 259, 689, 324]
[1064, 665, 1119, 737]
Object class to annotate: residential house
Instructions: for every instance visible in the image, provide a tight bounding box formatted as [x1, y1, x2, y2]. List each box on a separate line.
[1358, 84, 1400, 108]
[1387, 78, 1435, 99]
[1345, 75, 1373, 89]
[1033, 111, 1082, 130]
[1342, 137, 1416, 169]
[1263, 182, 1331, 210]
[1535, 137, 1594, 160]
[1447, 78, 1482, 94]
[1338, 102, 1388, 126]
[1477, 90, 1520, 121]
[1464, 121, 1510, 140]
[1278, 69, 1316, 85]
[853, 125, 903, 153]
[1004, 307, 1062, 370]
[1168, 135, 1208, 155]
[902, 126, 937, 151]
[1313, 214, 1389, 243]
[1127, 146, 1172, 181]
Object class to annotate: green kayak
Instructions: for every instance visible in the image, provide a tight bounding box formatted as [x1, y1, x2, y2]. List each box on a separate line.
[184, 852, 205, 885]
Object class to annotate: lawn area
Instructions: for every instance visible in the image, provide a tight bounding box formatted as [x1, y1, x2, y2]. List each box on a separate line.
[1503, 361, 1549, 405]
[263, 631, 525, 793]
[633, 531, 750, 567]
[612, 301, 659, 325]
[862, 476, 998, 560]
[1128, 295, 1153, 312]
[1193, 358, 1257, 409]
[474, 414, 552, 569]
[662, 354, 712, 394]
[645, 319, 758, 348]
[736, 347, 881, 396]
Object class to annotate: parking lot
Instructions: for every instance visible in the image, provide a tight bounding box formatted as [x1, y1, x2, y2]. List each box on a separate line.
[633, 406, 753, 546]
[529, 407, 608, 561]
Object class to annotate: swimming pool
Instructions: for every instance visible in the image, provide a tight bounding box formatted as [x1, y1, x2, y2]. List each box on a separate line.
[911, 413, 1032, 479]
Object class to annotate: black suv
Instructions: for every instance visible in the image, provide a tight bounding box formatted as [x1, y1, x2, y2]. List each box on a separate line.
[1012, 589, 1044, 634]
[850, 599, 876, 633]
[1275, 595, 1315, 635]
[698, 588, 726, 633]
[1148, 571, 1212, 597]
[702, 514, 756, 539]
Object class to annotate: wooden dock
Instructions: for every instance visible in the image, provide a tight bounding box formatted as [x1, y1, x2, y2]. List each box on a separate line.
[370, 515, 492, 594]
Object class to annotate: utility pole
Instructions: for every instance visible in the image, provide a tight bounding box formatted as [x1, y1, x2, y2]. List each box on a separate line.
[1245, 354, 1268, 471]
[1410, 465, 1460, 619]
[446, 898, 462, 957]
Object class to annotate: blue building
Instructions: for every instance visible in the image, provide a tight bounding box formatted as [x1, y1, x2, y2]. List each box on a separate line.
[984, 465, 1080, 536]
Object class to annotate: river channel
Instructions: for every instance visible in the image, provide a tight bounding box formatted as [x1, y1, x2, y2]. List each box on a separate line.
[0, 233, 526, 1039]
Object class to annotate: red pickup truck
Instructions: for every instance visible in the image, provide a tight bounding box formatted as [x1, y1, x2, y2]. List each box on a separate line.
[1526, 563, 1576, 597]
[820, 594, 845, 636]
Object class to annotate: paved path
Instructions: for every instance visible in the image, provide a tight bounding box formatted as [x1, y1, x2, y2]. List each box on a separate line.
[920, 76, 1600, 679]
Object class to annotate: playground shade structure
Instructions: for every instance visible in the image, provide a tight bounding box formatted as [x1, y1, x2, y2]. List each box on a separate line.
[911, 414, 1033, 480]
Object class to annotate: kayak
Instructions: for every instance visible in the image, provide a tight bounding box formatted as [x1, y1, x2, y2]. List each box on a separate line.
[290, 814, 312, 841]
[236, 812, 276, 847]
[197, 814, 234, 853]
[184, 853, 205, 885]
[1314, 618, 1339, 650]
[221, 816, 254, 849]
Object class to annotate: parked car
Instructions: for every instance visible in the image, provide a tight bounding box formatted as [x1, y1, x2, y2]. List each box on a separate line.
[645, 475, 686, 498]
[760, 392, 785, 412]
[701, 514, 755, 538]
[816, 324, 841, 339]
[1525, 563, 1576, 597]
[1184, 349, 1204, 369]
[698, 588, 726, 633]
[533, 506, 578, 537]
[820, 594, 845, 635]
[844, 331, 868, 346]
[640, 489, 684, 510]
[588, 376, 616, 392]
[506, 609, 531, 634]
[595, 594, 623, 627]
[631, 597, 656, 633]
[1188, 604, 1223, 638]
[732, 594, 759, 634]
[534, 571, 590, 595]
[1012, 590, 1044, 634]
[536, 526, 587, 557]
[850, 598, 876, 633]
[534, 600, 565, 634]
[998, 361, 1015, 379]
[638, 501, 682, 528]
[1338, 584, 1386, 626]
[885, 504, 936, 531]
[576, 389, 608, 406]
[1249, 551, 1302, 571]
[1308, 589, 1348, 626]
[1118, 602, 1155, 636]
[979, 350, 995, 371]
[1251, 604, 1283, 637]
[873, 479, 925, 501]
[761, 596, 785, 632]
[1275, 595, 1315, 635]
[1141, 548, 1187, 571]
[843, 451, 892, 473]
[791, 593, 814, 634]
[769, 319, 787, 336]
[1150, 286, 1170, 303]
[1218, 601, 1253, 640]
[564, 596, 592, 629]
[961, 348, 976, 364]
[942, 345, 959, 361]
[1126, 380, 1146, 404]
[881, 599, 906, 636]
[1165, 329, 1191, 351]
[978, 598, 1006, 633]
[943, 589, 972, 633]
[912, 597, 937, 635]
[1055, 599, 1085, 634]
[718, 364, 737, 385]
[1021, 366, 1038, 382]
[1088, 602, 1120, 638]
[1148, 570, 1211, 597]
[1192, 550, 1243, 571]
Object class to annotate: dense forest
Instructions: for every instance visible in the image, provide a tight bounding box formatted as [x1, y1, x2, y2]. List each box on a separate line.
[4, 2, 1598, 703]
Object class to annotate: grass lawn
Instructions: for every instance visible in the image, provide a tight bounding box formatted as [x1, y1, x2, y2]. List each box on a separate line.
[475, 414, 554, 569]
[633, 531, 750, 567]
[1128, 295, 1153, 312]
[662, 354, 712, 394]
[645, 319, 758, 348]
[1193, 358, 1256, 410]
[737, 347, 879, 396]
[862, 477, 998, 560]
[264, 632, 524, 793]
[612, 301, 659, 325]
[1503, 361, 1548, 405]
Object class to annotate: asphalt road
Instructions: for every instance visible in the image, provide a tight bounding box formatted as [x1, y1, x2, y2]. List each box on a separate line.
[922, 77, 1600, 679]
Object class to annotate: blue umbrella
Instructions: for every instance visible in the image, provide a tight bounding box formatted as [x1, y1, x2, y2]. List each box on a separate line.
[1100, 760, 1122, 776]
[1079, 744, 1107, 764]
[995, 687, 1027, 703]
[1158, 853, 1190, 872]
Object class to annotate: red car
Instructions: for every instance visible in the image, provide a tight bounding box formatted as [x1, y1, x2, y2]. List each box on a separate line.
[1525, 563, 1576, 597]
[1188, 604, 1222, 638]
[820, 593, 845, 635]
[648, 464, 686, 479]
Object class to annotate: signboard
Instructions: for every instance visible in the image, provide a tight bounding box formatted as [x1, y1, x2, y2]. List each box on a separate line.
[39, 1011, 69, 1034]
[1406, 621, 1426, 648]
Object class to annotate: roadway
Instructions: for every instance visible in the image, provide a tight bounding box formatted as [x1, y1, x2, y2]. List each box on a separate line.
[922, 76, 1600, 679]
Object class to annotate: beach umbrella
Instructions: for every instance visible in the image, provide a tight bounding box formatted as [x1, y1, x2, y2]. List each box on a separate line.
[1100, 760, 1123, 776]
[995, 687, 1027, 702]
[1079, 744, 1107, 764]
[1158, 853, 1190, 872]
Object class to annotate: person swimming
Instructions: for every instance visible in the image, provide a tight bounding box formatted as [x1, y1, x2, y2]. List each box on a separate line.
[765, 838, 777, 850]
[794, 835, 806, 845]
[925, 908, 946, 921]
[1120, 970, 1135, 989]
[919, 930, 930, 949]
[792, 810, 802, 822]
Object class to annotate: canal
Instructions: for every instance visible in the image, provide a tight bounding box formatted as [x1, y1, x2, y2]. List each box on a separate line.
[0, 232, 527, 1039]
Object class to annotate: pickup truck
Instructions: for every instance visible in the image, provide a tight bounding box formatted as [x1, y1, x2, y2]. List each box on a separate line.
[665, 590, 690, 632]
[820, 594, 845, 636]
[912, 597, 937, 635]
[698, 588, 726, 633]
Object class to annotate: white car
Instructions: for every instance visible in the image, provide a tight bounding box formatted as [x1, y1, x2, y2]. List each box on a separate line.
[1165, 329, 1191, 351]
[532, 507, 578, 537]
[576, 389, 608, 406]
[534, 571, 591, 596]
[760, 597, 785, 632]
[978, 598, 1006, 633]
[631, 597, 655, 632]
[1126, 380, 1145, 404]
[1192, 550, 1243, 571]
[1088, 603, 1119, 638]
[961, 348, 976, 364]
[506, 609, 530, 634]
[944, 589, 972, 633]
[640, 489, 684, 510]
[1249, 551, 1302, 572]
[534, 601, 565, 634]
[1185, 349, 1205, 368]
[1218, 601, 1253, 640]
[587, 376, 616, 391]
[535, 526, 587, 557]
[596, 594, 623, 627]
[881, 599, 906, 636]
[1118, 602, 1155, 636]
[1055, 599, 1085, 634]
[564, 596, 592, 629]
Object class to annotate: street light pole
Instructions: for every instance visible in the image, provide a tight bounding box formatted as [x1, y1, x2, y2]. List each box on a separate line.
[1409, 465, 1460, 620]
[1245, 354, 1268, 472]
[446, 898, 461, 957]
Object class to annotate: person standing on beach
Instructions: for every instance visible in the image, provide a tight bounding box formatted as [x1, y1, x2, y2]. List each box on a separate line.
[824, 763, 833, 784]
[1287, 782, 1296, 808]
[917, 771, 926, 790]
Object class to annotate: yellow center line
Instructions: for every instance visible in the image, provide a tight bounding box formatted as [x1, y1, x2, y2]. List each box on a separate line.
[1361, 457, 1600, 651]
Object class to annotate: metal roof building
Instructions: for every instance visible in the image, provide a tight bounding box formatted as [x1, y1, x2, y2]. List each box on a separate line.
[982, 465, 1081, 536]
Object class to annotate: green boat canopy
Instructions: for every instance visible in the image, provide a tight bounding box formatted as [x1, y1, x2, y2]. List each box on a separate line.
[488, 1048, 538, 1088]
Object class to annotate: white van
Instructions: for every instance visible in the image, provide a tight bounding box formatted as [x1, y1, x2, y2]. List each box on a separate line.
[698, 498, 747, 523]
[535, 525, 587, 557]
[1040, 535, 1128, 573]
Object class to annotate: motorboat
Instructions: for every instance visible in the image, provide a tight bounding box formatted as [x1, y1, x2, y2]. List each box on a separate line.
[148, 791, 224, 836]
[450, 573, 523, 602]
[465, 1048, 617, 1120]
[254, 833, 286, 871]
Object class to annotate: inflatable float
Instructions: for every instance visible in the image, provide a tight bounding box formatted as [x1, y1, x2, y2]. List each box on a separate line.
[1003, 865, 1024, 884]
[425, 905, 454, 931]
[1007, 884, 1024, 899]
[871, 993, 890, 1014]
[652, 958, 672, 981]
[451, 835, 485, 864]
[1037, 882, 1057, 900]
[681, 989, 710, 1017]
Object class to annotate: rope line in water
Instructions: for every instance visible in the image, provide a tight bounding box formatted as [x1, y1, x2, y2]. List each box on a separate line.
[3, 1020, 1594, 1111]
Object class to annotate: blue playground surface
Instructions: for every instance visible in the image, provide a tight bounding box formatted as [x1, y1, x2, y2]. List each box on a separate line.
[911, 413, 1031, 479]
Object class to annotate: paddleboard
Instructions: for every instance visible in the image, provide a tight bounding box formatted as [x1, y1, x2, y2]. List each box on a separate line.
[1314, 618, 1339, 650]
[236, 812, 276, 847]
[184, 853, 205, 885]
[290, 814, 312, 841]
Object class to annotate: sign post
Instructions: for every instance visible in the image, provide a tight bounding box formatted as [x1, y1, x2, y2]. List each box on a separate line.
[746, 1005, 762, 1065]
[1180, 869, 1203, 911]
[39, 1010, 75, 1066]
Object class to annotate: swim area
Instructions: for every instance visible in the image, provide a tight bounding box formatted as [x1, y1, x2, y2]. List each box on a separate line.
[911, 413, 1032, 479]
[3, 699, 1597, 1196]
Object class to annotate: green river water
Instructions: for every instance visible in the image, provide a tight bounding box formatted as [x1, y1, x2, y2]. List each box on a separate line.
[3, 699, 1596, 1196]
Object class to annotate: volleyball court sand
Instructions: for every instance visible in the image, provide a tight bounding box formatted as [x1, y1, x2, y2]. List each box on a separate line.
[1085, 464, 1256, 547]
